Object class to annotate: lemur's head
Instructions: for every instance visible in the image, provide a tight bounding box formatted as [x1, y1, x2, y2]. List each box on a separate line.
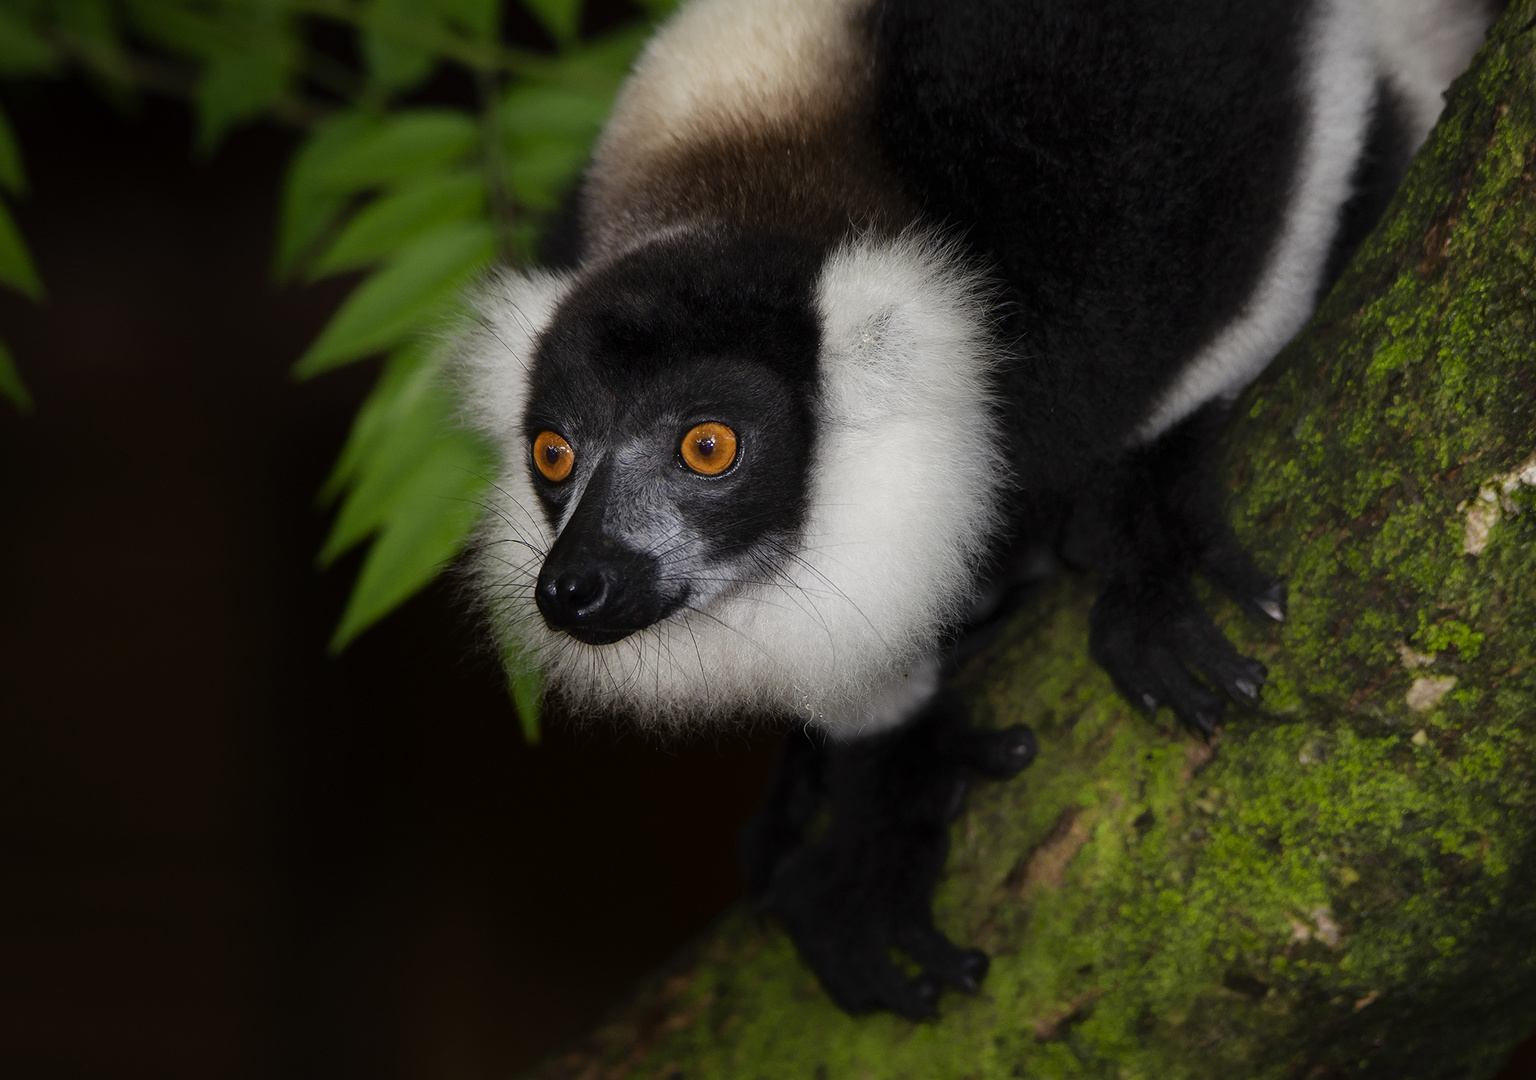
[459, 227, 1008, 734]
[522, 231, 820, 648]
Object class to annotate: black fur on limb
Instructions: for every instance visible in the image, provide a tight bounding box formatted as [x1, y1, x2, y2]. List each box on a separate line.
[740, 696, 1037, 1020]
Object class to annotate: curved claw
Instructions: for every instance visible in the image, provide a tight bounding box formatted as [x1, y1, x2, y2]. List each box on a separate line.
[1253, 580, 1287, 623]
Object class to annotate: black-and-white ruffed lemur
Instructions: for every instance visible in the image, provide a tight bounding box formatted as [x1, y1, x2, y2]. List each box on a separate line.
[457, 0, 1495, 1019]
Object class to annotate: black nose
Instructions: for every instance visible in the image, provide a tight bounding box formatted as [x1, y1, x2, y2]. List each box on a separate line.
[547, 569, 609, 618]
[535, 556, 662, 645]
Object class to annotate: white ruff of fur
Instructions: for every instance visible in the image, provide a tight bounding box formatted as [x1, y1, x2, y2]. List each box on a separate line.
[459, 234, 1009, 736]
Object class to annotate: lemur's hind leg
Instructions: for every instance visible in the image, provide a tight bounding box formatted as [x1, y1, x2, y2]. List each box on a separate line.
[738, 726, 826, 896]
[1073, 404, 1283, 737]
[741, 693, 1036, 1019]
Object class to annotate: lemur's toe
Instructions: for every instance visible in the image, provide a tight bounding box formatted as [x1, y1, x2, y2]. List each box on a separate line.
[1200, 533, 1285, 623]
[1219, 655, 1267, 704]
[1093, 621, 1174, 719]
[954, 949, 990, 993]
[1172, 612, 1267, 704]
[895, 920, 991, 995]
[1172, 696, 1222, 741]
[818, 954, 939, 1019]
[907, 974, 943, 1018]
[852, 965, 940, 1020]
[968, 724, 1037, 777]
[1103, 630, 1224, 736]
[1091, 599, 1159, 710]
[1147, 646, 1225, 738]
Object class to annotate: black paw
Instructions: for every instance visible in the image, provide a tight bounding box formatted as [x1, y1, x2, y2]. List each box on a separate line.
[744, 699, 1034, 1018]
[765, 846, 990, 1019]
[894, 921, 989, 993]
[1090, 580, 1267, 738]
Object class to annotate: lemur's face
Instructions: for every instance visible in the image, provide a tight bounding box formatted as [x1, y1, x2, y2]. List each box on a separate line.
[523, 233, 820, 646]
[464, 231, 1004, 729]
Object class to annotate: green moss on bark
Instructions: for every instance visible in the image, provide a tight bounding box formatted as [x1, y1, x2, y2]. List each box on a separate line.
[521, 6, 1536, 1077]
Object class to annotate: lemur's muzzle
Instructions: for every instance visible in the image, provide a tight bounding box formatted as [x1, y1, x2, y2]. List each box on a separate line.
[536, 556, 661, 644]
[536, 467, 670, 645]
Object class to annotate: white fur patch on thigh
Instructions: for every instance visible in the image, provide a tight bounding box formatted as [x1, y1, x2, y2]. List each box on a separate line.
[1137, 0, 1377, 440]
[1362, 0, 1493, 145]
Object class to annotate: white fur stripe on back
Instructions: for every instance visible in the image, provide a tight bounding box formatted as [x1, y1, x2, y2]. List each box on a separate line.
[1138, 0, 1376, 439]
[1138, 0, 1491, 439]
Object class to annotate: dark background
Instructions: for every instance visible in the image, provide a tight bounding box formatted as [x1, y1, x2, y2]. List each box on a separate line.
[0, 78, 779, 1079]
[0, 65, 1532, 1080]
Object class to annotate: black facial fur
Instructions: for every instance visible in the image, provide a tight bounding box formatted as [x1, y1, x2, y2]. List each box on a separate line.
[525, 229, 823, 641]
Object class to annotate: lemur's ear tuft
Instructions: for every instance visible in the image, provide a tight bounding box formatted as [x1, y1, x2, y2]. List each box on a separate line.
[815, 232, 1002, 429]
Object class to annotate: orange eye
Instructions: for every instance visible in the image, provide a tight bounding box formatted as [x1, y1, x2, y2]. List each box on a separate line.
[680, 422, 738, 476]
[532, 430, 575, 482]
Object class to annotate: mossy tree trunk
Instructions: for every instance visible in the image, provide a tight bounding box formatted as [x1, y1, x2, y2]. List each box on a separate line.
[522, 6, 1536, 1077]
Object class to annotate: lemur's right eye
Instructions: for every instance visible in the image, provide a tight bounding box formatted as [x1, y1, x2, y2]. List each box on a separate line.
[680, 422, 738, 476]
[532, 431, 575, 482]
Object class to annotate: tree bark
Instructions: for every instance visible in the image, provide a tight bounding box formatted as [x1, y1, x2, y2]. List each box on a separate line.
[521, 5, 1536, 1077]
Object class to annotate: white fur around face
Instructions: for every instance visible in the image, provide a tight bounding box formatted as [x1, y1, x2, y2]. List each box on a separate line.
[457, 268, 574, 470]
[1138, 0, 1377, 439]
[456, 268, 573, 672]
[461, 234, 1008, 739]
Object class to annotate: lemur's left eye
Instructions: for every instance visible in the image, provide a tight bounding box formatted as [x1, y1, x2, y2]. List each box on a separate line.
[680, 422, 738, 476]
[532, 430, 575, 482]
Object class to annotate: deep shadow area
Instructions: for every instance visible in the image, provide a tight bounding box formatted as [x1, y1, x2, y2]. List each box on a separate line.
[0, 82, 777, 1080]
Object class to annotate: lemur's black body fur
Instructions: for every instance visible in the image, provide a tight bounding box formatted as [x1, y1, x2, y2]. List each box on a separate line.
[462, 0, 1493, 1019]
[880, 1, 1300, 483]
